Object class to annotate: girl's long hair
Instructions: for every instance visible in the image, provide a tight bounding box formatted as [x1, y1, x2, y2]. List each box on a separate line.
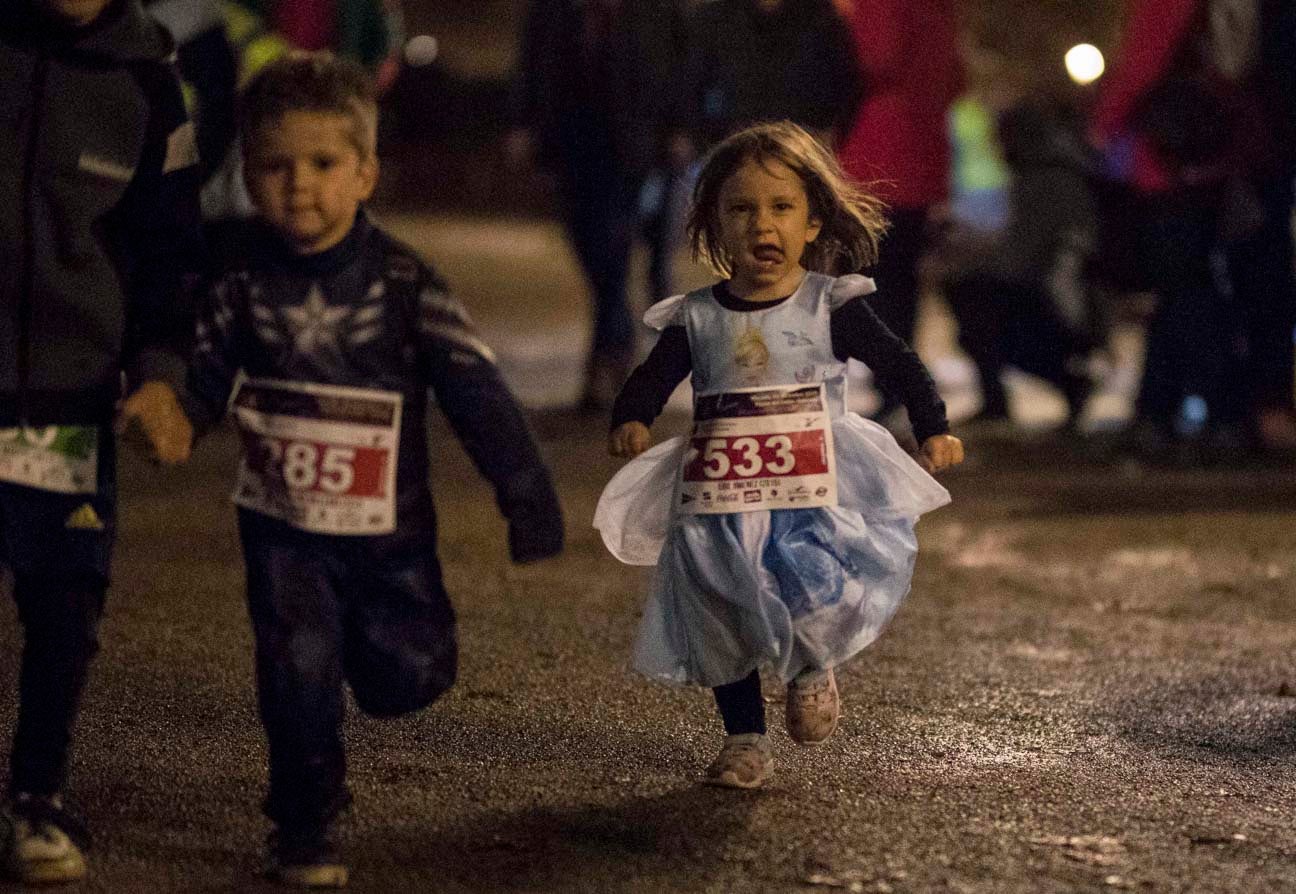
[687, 121, 889, 277]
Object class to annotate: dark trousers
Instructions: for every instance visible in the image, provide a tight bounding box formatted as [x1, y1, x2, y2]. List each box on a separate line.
[866, 206, 931, 411]
[1, 432, 115, 798]
[945, 273, 1093, 419]
[555, 124, 640, 367]
[1134, 189, 1233, 429]
[1226, 172, 1296, 414]
[238, 510, 457, 834]
[712, 669, 765, 736]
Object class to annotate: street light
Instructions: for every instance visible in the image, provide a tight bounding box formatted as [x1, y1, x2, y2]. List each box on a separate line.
[1065, 43, 1105, 85]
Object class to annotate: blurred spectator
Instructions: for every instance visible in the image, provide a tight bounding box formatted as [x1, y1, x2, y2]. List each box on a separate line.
[677, 0, 859, 151]
[942, 97, 1104, 427]
[834, 0, 963, 420]
[202, 0, 402, 222]
[507, 0, 690, 413]
[146, 0, 239, 188]
[1222, 0, 1296, 451]
[637, 0, 858, 325]
[1091, 0, 1274, 458]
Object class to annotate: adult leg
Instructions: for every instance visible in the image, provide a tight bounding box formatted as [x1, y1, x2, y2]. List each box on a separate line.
[1134, 190, 1224, 435]
[944, 273, 1010, 419]
[555, 127, 639, 411]
[1228, 172, 1296, 445]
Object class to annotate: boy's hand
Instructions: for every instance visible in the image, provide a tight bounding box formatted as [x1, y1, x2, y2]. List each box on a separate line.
[918, 433, 964, 474]
[609, 422, 651, 458]
[117, 381, 193, 465]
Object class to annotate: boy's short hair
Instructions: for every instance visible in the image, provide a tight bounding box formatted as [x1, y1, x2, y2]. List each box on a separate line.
[240, 52, 378, 158]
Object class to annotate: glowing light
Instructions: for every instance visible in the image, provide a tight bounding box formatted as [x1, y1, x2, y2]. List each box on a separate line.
[403, 35, 439, 67]
[1065, 44, 1105, 85]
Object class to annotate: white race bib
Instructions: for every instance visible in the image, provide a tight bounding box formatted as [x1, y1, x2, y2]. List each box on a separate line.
[678, 384, 837, 515]
[231, 378, 402, 535]
[0, 426, 98, 494]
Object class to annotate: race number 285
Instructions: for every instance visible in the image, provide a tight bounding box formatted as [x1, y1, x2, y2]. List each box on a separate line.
[682, 430, 828, 482]
[251, 437, 388, 497]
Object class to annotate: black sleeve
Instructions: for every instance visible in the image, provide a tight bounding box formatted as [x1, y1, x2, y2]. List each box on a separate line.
[831, 297, 950, 442]
[610, 325, 693, 429]
[417, 271, 563, 563]
[182, 273, 243, 436]
[114, 60, 205, 393]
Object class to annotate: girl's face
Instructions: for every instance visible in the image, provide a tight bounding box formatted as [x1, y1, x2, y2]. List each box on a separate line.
[716, 157, 821, 301]
[244, 111, 377, 255]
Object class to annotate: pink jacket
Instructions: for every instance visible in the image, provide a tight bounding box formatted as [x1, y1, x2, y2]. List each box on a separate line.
[834, 0, 963, 208]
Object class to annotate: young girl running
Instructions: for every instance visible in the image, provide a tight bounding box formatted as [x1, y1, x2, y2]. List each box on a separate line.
[595, 121, 963, 789]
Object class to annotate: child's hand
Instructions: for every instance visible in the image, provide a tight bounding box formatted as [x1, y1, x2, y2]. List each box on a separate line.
[117, 381, 193, 465]
[609, 422, 651, 458]
[918, 433, 964, 473]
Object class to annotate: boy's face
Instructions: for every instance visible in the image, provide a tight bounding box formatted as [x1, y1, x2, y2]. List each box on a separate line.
[716, 156, 821, 300]
[244, 111, 378, 255]
[36, 0, 114, 25]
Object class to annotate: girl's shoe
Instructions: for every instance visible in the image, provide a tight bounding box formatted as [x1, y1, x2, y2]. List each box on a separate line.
[786, 668, 839, 744]
[703, 733, 773, 789]
[266, 827, 348, 888]
[0, 794, 89, 884]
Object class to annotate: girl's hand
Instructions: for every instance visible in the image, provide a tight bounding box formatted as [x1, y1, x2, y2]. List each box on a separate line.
[919, 433, 964, 473]
[609, 422, 651, 458]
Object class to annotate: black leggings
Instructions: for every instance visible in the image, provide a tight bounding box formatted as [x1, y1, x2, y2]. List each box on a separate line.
[712, 669, 765, 735]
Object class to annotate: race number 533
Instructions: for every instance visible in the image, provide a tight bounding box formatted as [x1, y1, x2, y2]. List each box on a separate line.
[682, 430, 828, 482]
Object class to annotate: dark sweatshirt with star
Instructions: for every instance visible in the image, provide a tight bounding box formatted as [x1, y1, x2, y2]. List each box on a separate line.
[184, 212, 563, 562]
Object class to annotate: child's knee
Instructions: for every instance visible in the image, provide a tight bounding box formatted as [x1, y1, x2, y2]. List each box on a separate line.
[348, 636, 457, 717]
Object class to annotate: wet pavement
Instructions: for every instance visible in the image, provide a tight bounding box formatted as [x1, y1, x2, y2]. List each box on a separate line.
[1, 212, 1295, 893]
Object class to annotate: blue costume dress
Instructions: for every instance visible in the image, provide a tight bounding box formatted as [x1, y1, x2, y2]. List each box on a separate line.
[595, 273, 950, 687]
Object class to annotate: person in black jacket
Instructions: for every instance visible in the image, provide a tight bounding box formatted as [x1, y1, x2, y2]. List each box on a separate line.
[676, 0, 861, 152]
[507, 0, 691, 413]
[0, 0, 201, 883]
[183, 53, 564, 887]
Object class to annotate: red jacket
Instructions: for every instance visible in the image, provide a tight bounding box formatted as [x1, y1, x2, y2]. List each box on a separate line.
[834, 0, 963, 208]
[1089, 0, 1199, 194]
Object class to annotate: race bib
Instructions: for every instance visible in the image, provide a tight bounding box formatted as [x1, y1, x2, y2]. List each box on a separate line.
[231, 378, 402, 535]
[0, 426, 98, 494]
[678, 384, 836, 515]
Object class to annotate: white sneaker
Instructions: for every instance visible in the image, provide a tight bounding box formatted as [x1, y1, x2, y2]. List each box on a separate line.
[702, 733, 774, 789]
[1, 795, 88, 884]
[786, 668, 840, 745]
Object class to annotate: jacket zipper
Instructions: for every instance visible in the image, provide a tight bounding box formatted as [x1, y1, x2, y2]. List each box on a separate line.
[17, 52, 49, 425]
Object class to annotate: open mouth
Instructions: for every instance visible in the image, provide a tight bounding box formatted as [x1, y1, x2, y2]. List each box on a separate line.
[752, 245, 783, 265]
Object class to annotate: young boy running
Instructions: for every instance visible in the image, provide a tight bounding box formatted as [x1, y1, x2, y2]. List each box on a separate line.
[183, 52, 564, 887]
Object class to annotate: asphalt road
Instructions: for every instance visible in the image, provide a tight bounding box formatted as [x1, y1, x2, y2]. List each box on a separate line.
[2, 214, 1295, 893]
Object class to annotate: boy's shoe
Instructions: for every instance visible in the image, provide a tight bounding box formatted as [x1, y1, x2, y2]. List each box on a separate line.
[266, 828, 348, 888]
[786, 668, 840, 745]
[703, 733, 773, 789]
[0, 794, 89, 884]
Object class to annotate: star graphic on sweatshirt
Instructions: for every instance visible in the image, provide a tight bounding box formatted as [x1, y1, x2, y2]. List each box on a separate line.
[280, 284, 350, 356]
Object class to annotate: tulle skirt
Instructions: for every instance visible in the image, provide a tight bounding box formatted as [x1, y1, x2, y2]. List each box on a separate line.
[595, 414, 950, 687]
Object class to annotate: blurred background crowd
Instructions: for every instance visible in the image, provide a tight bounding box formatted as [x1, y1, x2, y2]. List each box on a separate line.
[158, 0, 1296, 466]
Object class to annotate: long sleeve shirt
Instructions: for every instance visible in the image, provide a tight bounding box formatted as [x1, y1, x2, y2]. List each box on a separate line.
[611, 282, 949, 443]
